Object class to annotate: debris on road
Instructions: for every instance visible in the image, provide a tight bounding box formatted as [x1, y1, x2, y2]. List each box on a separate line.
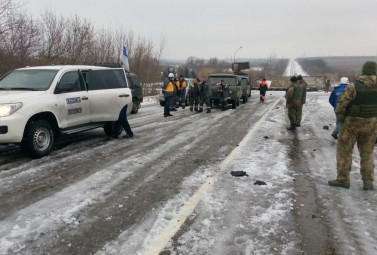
[230, 171, 249, 177]
[254, 180, 267, 185]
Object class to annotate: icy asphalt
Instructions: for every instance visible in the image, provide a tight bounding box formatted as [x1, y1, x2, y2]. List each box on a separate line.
[1, 91, 377, 255]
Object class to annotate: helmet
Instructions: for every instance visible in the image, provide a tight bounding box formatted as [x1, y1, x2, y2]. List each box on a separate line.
[168, 73, 174, 78]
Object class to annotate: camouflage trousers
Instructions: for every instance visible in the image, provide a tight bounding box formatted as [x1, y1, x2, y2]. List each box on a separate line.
[296, 104, 303, 125]
[336, 116, 377, 183]
[287, 105, 299, 126]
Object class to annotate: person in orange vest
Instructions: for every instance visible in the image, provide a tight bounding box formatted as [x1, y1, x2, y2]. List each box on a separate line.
[162, 73, 175, 117]
[257, 78, 269, 103]
[176, 75, 187, 109]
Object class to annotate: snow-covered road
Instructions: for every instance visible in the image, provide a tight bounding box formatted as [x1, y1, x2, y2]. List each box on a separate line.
[1, 91, 377, 255]
[284, 59, 309, 77]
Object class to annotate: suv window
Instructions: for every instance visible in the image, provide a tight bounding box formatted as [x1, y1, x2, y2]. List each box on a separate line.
[0, 69, 58, 91]
[86, 69, 127, 90]
[58, 71, 85, 92]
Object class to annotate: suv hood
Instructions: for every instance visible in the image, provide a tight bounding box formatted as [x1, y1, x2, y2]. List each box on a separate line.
[0, 91, 46, 103]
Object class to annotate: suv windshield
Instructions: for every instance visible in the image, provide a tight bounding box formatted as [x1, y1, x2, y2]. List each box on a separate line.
[0, 69, 58, 91]
[208, 76, 237, 85]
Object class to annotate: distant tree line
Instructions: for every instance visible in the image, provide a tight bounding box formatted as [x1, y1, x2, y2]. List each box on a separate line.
[0, 0, 165, 84]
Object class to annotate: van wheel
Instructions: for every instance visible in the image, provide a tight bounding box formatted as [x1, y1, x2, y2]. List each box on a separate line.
[232, 100, 237, 109]
[131, 100, 139, 114]
[21, 119, 54, 158]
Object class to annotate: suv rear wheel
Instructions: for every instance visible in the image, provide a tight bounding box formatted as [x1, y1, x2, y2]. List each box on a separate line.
[21, 119, 54, 158]
[104, 122, 122, 137]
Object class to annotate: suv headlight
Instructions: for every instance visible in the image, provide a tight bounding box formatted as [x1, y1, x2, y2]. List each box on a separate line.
[0, 103, 23, 117]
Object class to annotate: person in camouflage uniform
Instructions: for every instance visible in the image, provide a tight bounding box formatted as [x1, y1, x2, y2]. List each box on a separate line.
[198, 78, 212, 113]
[285, 76, 304, 131]
[296, 75, 307, 127]
[328, 61, 377, 190]
[189, 78, 201, 112]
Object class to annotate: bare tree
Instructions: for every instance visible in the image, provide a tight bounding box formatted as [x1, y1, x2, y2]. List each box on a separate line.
[64, 15, 95, 64]
[39, 8, 67, 62]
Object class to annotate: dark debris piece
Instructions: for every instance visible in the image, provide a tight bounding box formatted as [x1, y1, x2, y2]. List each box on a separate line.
[263, 136, 269, 139]
[323, 125, 329, 130]
[230, 171, 249, 177]
[254, 180, 267, 185]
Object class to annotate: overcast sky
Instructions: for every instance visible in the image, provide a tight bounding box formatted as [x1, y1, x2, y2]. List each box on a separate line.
[25, 0, 377, 60]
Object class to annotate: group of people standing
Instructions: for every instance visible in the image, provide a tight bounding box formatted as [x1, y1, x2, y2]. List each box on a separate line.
[285, 61, 377, 191]
[161, 73, 212, 117]
[285, 75, 307, 131]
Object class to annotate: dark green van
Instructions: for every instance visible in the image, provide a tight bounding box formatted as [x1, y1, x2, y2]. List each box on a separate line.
[208, 74, 250, 109]
[126, 72, 143, 114]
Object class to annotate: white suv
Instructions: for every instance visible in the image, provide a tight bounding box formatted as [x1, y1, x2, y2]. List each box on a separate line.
[0, 65, 133, 157]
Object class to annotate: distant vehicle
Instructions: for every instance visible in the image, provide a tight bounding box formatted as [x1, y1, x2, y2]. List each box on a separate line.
[126, 72, 143, 113]
[0, 65, 133, 158]
[208, 74, 251, 109]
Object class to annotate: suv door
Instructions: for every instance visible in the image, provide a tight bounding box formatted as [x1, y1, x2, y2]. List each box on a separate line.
[85, 68, 131, 122]
[54, 71, 90, 128]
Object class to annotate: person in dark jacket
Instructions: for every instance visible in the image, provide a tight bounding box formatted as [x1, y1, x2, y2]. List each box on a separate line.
[328, 61, 377, 191]
[329, 77, 349, 139]
[189, 78, 201, 112]
[199, 78, 212, 113]
[257, 78, 269, 102]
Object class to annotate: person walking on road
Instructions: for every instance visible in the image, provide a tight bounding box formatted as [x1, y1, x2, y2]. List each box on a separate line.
[285, 76, 303, 131]
[112, 104, 134, 139]
[162, 73, 175, 117]
[199, 78, 212, 113]
[257, 78, 269, 103]
[328, 77, 349, 139]
[296, 75, 307, 127]
[328, 61, 377, 190]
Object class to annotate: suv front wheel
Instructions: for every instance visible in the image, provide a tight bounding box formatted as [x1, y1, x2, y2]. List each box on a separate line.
[22, 119, 54, 158]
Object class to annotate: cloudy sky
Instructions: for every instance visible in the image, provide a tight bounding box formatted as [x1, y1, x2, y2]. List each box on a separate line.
[25, 0, 377, 60]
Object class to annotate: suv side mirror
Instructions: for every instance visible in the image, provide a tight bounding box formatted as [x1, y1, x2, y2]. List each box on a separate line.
[55, 82, 75, 94]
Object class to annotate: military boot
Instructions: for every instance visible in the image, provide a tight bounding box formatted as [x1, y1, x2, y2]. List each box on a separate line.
[194, 107, 199, 112]
[328, 179, 350, 189]
[287, 124, 296, 131]
[198, 108, 203, 113]
[363, 182, 374, 191]
[190, 107, 193, 112]
[206, 108, 211, 113]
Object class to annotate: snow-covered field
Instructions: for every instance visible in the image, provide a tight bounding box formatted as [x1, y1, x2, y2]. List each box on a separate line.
[1, 90, 377, 255]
